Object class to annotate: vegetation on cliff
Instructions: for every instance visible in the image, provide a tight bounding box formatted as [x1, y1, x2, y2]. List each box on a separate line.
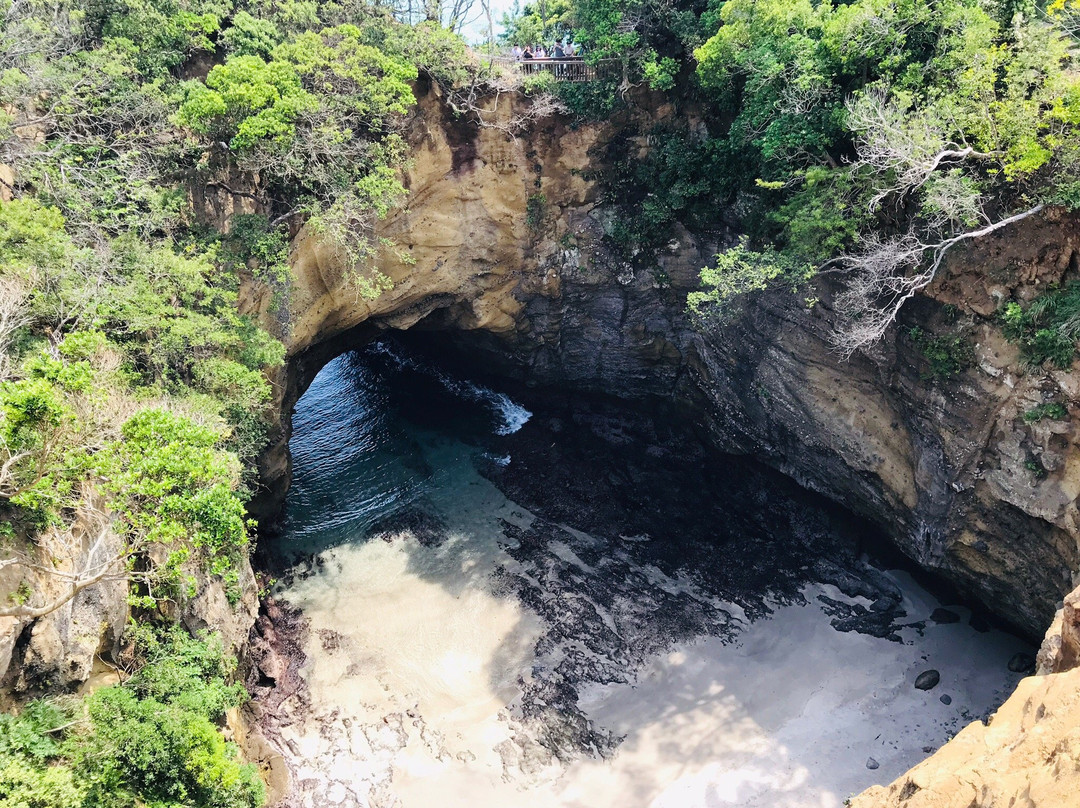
[0, 0, 505, 803]
[502, 0, 1080, 358]
[0, 627, 263, 808]
[4, 0, 1080, 799]
[691, 0, 1080, 353]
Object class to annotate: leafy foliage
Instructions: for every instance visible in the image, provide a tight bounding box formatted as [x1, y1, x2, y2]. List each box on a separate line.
[667, 0, 1080, 343]
[94, 409, 251, 601]
[1024, 402, 1069, 422]
[0, 194, 278, 609]
[688, 244, 812, 320]
[0, 628, 263, 808]
[903, 326, 974, 381]
[1001, 283, 1080, 368]
[601, 129, 729, 258]
[0, 0, 481, 293]
[500, 0, 574, 45]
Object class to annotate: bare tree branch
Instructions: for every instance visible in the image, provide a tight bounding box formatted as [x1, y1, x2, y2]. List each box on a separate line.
[0, 276, 29, 381]
[0, 500, 129, 620]
[832, 204, 1045, 356]
[847, 88, 996, 210]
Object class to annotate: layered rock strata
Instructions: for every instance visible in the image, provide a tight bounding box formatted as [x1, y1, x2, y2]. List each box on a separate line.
[251, 80, 1080, 643]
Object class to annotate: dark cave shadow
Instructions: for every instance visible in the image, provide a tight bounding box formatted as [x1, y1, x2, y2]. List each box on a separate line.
[267, 337, 1031, 807]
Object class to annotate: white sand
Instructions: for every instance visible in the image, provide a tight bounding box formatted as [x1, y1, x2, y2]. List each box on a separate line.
[275, 459, 1026, 808]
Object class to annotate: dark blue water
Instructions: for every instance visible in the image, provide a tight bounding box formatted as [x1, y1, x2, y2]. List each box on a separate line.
[282, 341, 531, 552]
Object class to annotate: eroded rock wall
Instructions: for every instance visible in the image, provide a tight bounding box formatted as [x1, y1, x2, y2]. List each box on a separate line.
[251, 80, 1080, 644]
[0, 526, 256, 700]
[246, 78, 616, 517]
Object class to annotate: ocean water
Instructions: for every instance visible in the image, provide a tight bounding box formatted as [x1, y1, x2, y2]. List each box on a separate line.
[265, 341, 1033, 808]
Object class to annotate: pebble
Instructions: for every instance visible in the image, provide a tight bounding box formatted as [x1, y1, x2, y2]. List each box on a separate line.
[914, 669, 941, 690]
[866, 757, 880, 770]
[939, 694, 952, 705]
[1008, 652, 1035, 673]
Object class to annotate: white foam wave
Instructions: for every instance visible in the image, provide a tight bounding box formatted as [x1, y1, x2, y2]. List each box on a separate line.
[370, 342, 532, 436]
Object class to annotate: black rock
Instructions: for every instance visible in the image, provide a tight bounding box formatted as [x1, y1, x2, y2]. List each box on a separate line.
[939, 694, 952, 705]
[1008, 652, 1036, 673]
[914, 669, 941, 690]
[930, 608, 961, 624]
[368, 506, 448, 548]
[866, 757, 880, 770]
[870, 596, 896, 613]
[968, 613, 991, 633]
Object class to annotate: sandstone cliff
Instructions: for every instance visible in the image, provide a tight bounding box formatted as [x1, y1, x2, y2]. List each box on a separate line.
[252, 79, 1079, 643]
[232, 80, 1080, 805]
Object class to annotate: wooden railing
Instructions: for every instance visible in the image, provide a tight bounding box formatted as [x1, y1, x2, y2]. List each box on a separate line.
[492, 57, 620, 83]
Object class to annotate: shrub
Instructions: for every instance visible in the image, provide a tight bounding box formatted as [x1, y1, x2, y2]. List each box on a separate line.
[0, 628, 263, 808]
[600, 129, 731, 259]
[526, 193, 547, 235]
[689, 244, 813, 321]
[93, 408, 250, 601]
[1000, 284, 1080, 368]
[904, 327, 974, 381]
[1023, 402, 1069, 422]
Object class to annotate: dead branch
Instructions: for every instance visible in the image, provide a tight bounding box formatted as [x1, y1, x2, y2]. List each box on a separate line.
[0, 502, 130, 620]
[832, 204, 1044, 356]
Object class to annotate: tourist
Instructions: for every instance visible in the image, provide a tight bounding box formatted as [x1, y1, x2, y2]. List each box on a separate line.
[522, 44, 534, 59]
[553, 40, 565, 58]
[565, 40, 576, 58]
[535, 44, 546, 58]
[512, 44, 523, 61]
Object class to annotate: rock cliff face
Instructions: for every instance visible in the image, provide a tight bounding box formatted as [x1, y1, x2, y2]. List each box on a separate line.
[254, 79, 1079, 643]
[245, 77, 614, 519]
[0, 529, 257, 701]
[241, 81, 1080, 805]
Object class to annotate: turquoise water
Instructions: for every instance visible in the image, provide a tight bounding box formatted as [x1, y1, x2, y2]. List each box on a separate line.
[265, 340, 1032, 808]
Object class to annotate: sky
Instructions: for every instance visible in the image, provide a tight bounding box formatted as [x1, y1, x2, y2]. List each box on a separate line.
[459, 0, 518, 43]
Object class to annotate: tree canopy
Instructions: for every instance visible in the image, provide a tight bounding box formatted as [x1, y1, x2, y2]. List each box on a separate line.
[537, 0, 1080, 351]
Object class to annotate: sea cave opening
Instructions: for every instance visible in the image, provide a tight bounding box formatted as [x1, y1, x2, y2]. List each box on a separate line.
[253, 330, 1036, 808]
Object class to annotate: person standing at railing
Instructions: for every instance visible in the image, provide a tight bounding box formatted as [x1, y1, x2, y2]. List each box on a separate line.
[552, 41, 565, 77]
[564, 41, 576, 58]
[512, 44, 523, 61]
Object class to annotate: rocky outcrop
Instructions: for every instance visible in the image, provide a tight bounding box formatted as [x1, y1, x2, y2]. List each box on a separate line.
[851, 583, 1080, 808]
[681, 255, 1080, 640]
[1037, 584, 1080, 675]
[0, 553, 257, 700]
[0, 517, 257, 699]
[464, 207, 1080, 640]
[248, 80, 1080, 643]
[247, 78, 616, 517]
[0, 501, 129, 700]
[178, 553, 260, 662]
